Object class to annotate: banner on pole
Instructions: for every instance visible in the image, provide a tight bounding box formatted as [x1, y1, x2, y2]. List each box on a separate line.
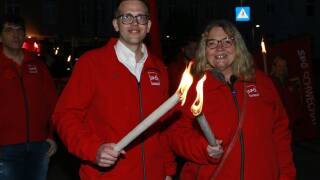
[254, 37, 319, 140]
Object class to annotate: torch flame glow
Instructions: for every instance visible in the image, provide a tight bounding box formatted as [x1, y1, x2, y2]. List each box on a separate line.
[67, 55, 71, 62]
[176, 62, 194, 105]
[191, 74, 207, 116]
[261, 38, 266, 53]
[33, 42, 39, 49]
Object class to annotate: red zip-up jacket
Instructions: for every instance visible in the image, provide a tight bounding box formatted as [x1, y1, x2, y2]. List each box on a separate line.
[167, 70, 296, 180]
[53, 38, 176, 180]
[0, 47, 57, 145]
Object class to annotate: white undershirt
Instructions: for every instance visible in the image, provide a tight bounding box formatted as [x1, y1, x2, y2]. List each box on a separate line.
[114, 40, 148, 82]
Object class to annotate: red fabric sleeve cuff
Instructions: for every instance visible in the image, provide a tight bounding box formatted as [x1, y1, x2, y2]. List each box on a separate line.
[85, 140, 104, 163]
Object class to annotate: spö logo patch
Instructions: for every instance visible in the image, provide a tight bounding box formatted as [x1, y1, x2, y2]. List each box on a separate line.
[246, 84, 260, 97]
[148, 71, 160, 86]
[28, 64, 38, 74]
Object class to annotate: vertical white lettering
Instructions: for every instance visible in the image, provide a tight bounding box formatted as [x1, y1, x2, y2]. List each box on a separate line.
[298, 49, 317, 126]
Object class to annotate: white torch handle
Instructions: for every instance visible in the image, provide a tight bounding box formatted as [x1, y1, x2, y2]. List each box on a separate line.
[196, 113, 217, 146]
[114, 93, 180, 151]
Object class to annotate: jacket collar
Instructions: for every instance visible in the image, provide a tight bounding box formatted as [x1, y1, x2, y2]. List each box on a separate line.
[205, 70, 256, 91]
[104, 38, 162, 71]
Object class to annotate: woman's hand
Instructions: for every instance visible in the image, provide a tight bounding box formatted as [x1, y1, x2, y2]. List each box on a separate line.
[207, 139, 224, 158]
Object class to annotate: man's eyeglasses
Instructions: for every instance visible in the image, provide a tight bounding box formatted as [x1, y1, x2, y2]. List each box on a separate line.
[206, 37, 234, 49]
[116, 14, 150, 25]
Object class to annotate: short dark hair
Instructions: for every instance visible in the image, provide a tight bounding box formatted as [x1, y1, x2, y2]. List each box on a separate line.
[114, 0, 149, 18]
[0, 15, 26, 32]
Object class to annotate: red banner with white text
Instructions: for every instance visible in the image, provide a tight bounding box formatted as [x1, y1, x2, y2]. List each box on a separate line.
[254, 37, 319, 140]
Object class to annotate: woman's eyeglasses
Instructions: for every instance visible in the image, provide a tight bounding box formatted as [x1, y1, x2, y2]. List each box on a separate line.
[206, 37, 234, 49]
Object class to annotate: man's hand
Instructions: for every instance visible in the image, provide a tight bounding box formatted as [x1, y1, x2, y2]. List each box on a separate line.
[46, 138, 57, 157]
[96, 143, 125, 167]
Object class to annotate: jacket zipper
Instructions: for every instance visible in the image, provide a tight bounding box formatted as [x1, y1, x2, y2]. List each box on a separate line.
[18, 71, 31, 148]
[137, 81, 147, 180]
[229, 85, 244, 180]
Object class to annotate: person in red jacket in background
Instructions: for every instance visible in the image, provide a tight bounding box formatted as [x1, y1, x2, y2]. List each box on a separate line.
[53, 0, 176, 179]
[166, 38, 198, 178]
[167, 38, 198, 94]
[0, 15, 57, 180]
[166, 20, 296, 180]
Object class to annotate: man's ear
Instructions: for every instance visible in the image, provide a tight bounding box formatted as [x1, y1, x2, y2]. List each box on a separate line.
[146, 20, 152, 33]
[112, 19, 119, 32]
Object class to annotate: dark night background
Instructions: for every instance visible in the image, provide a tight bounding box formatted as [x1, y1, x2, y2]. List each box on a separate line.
[1, 0, 320, 179]
[1, 0, 320, 88]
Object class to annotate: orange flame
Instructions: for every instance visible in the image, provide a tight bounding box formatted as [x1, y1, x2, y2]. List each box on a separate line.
[176, 62, 194, 105]
[191, 74, 207, 116]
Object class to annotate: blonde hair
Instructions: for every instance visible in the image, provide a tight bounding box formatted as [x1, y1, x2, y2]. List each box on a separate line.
[193, 20, 255, 81]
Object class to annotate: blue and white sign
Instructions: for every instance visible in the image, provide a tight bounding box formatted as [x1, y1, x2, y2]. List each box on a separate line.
[235, 6, 250, 22]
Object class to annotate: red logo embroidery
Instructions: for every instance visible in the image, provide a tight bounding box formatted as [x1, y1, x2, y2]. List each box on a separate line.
[246, 85, 260, 97]
[28, 64, 38, 74]
[148, 71, 160, 86]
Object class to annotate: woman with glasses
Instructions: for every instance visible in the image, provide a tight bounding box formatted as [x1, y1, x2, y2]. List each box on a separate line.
[53, 0, 175, 179]
[167, 20, 296, 179]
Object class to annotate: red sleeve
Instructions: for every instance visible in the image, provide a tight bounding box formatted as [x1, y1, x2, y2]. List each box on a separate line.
[166, 105, 218, 165]
[52, 54, 104, 163]
[271, 82, 296, 180]
[165, 77, 222, 165]
[159, 129, 177, 176]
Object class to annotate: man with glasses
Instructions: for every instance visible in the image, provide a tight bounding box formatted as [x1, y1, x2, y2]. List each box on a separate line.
[53, 0, 176, 179]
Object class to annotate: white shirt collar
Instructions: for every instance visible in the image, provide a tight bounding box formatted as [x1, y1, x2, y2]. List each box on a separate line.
[114, 40, 148, 81]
